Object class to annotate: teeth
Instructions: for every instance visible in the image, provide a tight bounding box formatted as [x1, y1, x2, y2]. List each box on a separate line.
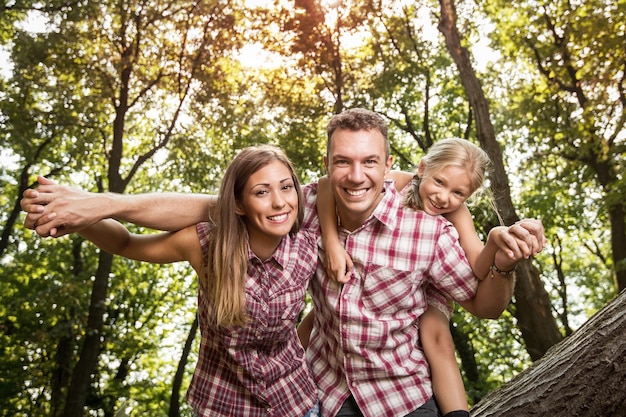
[268, 214, 288, 222]
[346, 188, 367, 196]
[430, 200, 444, 209]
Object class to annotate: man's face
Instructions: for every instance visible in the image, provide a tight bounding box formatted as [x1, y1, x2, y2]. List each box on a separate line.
[324, 128, 393, 231]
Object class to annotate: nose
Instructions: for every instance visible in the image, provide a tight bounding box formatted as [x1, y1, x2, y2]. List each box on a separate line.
[435, 190, 449, 206]
[272, 192, 287, 208]
[347, 163, 365, 183]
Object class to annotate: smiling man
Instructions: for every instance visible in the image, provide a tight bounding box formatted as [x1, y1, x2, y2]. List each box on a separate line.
[324, 126, 391, 231]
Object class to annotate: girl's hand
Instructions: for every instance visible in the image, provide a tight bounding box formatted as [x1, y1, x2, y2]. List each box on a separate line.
[486, 226, 517, 259]
[323, 240, 353, 283]
[493, 219, 547, 271]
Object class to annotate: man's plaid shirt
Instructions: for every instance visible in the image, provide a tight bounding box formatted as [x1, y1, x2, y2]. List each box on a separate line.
[302, 181, 477, 417]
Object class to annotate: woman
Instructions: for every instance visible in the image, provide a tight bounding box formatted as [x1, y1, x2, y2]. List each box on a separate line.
[76, 145, 319, 417]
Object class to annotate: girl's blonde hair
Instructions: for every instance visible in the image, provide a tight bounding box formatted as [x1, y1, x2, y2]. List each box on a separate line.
[404, 138, 492, 211]
[207, 145, 304, 327]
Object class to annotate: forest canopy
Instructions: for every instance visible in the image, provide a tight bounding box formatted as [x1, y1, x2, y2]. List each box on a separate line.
[0, 0, 624, 416]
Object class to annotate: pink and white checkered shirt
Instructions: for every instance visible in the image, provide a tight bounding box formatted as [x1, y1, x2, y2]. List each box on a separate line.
[302, 180, 477, 417]
[186, 222, 319, 417]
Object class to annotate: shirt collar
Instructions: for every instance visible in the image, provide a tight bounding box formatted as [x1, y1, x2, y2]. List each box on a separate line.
[246, 235, 291, 269]
[370, 179, 402, 231]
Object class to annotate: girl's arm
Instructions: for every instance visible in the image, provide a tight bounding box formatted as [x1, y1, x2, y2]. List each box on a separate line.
[445, 206, 538, 280]
[457, 220, 545, 318]
[79, 219, 203, 271]
[444, 205, 505, 279]
[317, 177, 353, 283]
[386, 170, 413, 190]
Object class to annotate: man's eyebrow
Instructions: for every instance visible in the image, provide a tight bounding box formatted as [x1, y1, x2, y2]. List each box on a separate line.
[332, 154, 381, 161]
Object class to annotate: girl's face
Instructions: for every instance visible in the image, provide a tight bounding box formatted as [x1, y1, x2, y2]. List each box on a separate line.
[236, 160, 299, 246]
[418, 163, 473, 216]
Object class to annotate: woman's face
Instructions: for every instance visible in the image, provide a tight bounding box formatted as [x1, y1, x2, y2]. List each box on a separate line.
[418, 164, 472, 216]
[236, 160, 299, 244]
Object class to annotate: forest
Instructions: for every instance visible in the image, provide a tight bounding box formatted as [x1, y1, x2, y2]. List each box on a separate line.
[0, 0, 624, 416]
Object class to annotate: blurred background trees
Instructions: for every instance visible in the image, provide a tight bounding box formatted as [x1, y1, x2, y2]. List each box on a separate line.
[1, 0, 623, 415]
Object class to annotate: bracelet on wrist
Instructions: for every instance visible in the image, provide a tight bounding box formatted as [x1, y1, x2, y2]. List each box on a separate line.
[491, 263, 515, 276]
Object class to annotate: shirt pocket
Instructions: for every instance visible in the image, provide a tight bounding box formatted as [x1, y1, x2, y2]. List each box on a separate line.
[278, 289, 306, 321]
[360, 263, 424, 316]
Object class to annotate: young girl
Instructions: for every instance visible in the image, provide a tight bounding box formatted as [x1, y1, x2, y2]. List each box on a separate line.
[76, 145, 320, 417]
[316, 138, 521, 417]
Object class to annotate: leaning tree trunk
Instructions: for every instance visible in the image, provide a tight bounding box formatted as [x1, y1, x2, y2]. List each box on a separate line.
[437, 0, 562, 360]
[471, 288, 626, 416]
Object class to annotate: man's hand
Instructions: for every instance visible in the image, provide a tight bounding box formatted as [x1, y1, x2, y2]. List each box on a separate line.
[21, 176, 105, 237]
[495, 218, 547, 271]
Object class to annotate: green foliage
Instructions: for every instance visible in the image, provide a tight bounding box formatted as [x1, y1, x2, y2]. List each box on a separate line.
[484, 0, 624, 308]
[453, 307, 530, 406]
[1, 0, 623, 414]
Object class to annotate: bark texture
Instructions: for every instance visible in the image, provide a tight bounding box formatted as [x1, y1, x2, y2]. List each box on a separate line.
[471, 289, 626, 416]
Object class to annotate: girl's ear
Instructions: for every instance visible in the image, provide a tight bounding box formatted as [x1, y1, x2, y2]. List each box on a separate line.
[417, 160, 426, 178]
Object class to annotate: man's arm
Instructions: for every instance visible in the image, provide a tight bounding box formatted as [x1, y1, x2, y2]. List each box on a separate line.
[457, 250, 516, 318]
[21, 176, 214, 237]
[458, 219, 546, 318]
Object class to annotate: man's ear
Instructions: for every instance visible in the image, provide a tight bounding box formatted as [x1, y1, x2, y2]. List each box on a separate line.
[384, 155, 394, 175]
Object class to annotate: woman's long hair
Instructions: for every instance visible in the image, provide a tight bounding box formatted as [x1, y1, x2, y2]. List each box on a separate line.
[207, 145, 304, 327]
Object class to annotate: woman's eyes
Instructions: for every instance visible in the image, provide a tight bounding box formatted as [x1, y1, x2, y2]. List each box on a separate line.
[254, 184, 294, 196]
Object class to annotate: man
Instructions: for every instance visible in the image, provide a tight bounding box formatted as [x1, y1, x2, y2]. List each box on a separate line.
[23, 108, 544, 417]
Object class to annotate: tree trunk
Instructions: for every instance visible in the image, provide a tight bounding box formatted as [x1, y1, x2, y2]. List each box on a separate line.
[471, 288, 626, 416]
[64, 250, 114, 416]
[169, 316, 198, 417]
[437, 0, 562, 360]
[608, 204, 626, 291]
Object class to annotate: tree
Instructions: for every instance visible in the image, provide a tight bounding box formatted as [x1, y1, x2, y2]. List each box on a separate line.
[484, 0, 626, 292]
[471, 288, 626, 416]
[437, 0, 563, 361]
[1, 0, 242, 415]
